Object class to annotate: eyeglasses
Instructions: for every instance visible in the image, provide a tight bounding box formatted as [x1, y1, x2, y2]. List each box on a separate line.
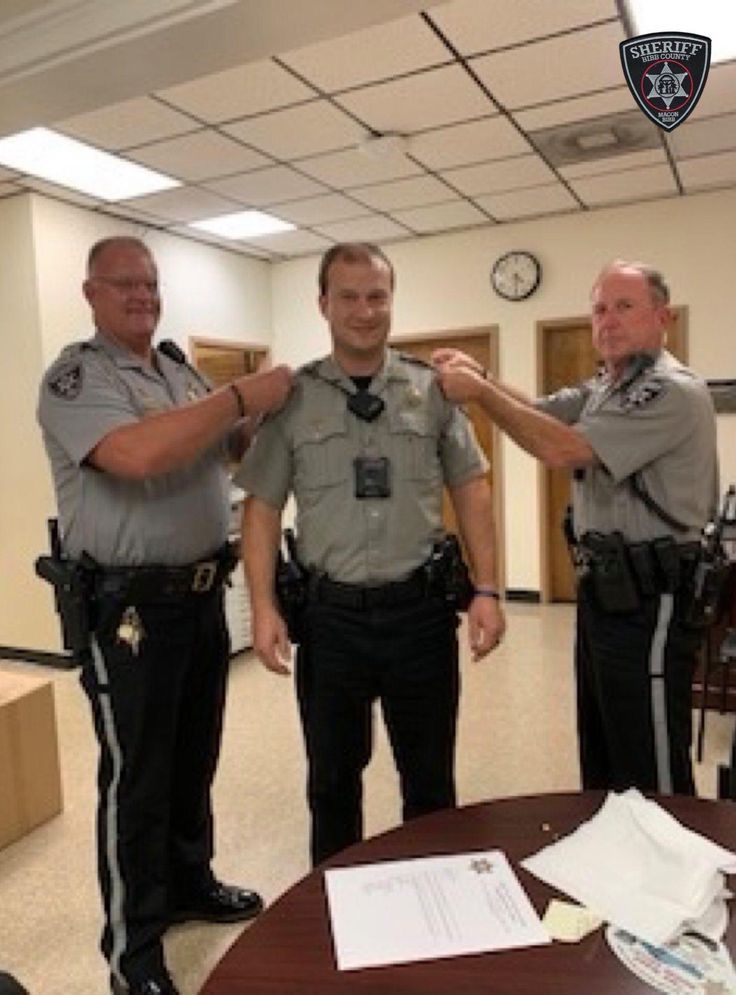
[93, 276, 160, 295]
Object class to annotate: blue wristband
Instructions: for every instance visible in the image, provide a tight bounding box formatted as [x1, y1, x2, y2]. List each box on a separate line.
[475, 586, 501, 600]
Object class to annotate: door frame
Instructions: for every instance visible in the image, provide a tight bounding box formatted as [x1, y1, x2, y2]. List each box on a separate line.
[391, 325, 505, 593]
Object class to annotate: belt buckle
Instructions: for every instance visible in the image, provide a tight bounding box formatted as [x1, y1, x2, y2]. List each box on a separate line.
[192, 561, 217, 593]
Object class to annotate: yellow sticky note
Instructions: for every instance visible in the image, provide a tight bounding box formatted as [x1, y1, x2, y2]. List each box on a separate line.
[543, 899, 603, 943]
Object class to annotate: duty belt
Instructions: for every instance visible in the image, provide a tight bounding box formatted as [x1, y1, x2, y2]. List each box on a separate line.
[95, 543, 237, 603]
[308, 568, 426, 610]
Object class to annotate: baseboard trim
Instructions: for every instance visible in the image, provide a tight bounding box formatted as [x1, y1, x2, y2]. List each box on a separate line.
[504, 589, 541, 603]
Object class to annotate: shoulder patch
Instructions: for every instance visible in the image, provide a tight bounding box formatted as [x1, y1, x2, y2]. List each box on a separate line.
[620, 376, 666, 411]
[47, 362, 84, 400]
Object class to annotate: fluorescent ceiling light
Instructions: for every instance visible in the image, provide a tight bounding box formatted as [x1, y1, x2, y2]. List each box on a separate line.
[625, 0, 736, 63]
[0, 127, 179, 200]
[190, 210, 296, 239]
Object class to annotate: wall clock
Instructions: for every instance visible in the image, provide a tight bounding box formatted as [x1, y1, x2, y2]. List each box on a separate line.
[490, 250, 542, 301]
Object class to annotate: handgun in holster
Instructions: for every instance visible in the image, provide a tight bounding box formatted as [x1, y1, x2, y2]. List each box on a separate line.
[685, 485, 736, 627]
[34, 519, 96, 665]
[274, 528, 308, 643]
[425, 534, 474, 611]
[580, 530, 640, 613]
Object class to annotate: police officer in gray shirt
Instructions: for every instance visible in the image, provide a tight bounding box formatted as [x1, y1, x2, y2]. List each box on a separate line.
[237, 242, 505, 865]
[433, 260, 718, 797]
[37, 236, 292, 995]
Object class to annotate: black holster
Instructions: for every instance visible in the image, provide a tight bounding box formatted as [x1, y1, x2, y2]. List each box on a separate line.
[580, 531, 640, 613]
[35, 553, 96, 664]
[274, 529, 308, 643]
[424, 534, 474, 611]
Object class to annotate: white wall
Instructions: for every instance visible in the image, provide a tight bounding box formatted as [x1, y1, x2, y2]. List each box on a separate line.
[272, 188, 736, 591]
[0, 195, 56, 647]
[4, 193, 273, 651]
[30, 196, 272, 366]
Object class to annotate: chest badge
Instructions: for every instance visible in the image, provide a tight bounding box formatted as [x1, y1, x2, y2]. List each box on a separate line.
[404, 385, 423, 408]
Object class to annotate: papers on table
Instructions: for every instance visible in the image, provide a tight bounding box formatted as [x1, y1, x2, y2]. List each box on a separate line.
[324, 849, 549, 971]
[522, 789, 736, 948]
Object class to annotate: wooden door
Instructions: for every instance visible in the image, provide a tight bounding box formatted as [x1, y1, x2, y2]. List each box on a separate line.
[190, 337, 268, 388]
[540, 309, 688, 602]
[394, 330, 503, 589]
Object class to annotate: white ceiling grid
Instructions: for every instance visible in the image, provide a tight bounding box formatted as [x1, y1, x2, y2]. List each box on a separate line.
[0, 0, 733, 258]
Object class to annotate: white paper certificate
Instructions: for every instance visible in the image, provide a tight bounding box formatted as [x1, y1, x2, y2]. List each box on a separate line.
[325, 850, 550, 970]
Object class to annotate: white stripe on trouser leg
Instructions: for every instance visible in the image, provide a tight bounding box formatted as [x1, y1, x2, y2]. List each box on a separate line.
[649, 593, 674, 794]
[90, 635, 127, 983]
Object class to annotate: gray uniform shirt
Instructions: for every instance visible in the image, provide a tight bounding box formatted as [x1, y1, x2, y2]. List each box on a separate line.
[537, 350, 718, 543]
[37, 332, 230, 565]
[234, 349, 487, 584]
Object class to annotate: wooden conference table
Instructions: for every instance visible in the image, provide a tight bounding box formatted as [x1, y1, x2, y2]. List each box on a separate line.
[200, 792, 736, 995]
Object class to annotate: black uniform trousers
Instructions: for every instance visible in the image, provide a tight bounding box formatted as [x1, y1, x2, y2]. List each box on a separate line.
[575, 576, 703, 795]
[295, 596, 460, 866]
[80, 589, 230, 986]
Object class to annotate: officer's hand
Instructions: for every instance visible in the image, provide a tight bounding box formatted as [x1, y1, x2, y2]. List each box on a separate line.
[237, 365, 294, 417]
[252, 604, 293, 675]
[466, 595, 506, 662]
[431, 349, 486, 405]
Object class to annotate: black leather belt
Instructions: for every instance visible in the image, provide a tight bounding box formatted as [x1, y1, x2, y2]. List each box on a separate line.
[95, 544, 237, 603]
[310, 569, 426, 610]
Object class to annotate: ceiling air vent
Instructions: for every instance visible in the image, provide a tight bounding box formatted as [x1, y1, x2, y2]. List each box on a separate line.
[529, 110, 660, 167]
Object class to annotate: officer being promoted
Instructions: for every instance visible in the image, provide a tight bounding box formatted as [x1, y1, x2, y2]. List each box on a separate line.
[37, 236, 293, 995]
[237, 242, 505, 866]
[433, 259, 718, 797]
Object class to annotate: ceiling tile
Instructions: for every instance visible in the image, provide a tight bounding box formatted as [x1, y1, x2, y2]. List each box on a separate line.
[56, 97, 196, 151]
[678, 150, 736, 192]
[559, 148, 667, 179]
[121, 186, 240, 223]
[269, 193, 370, 225]
[568, 164, 678, 206]
[223, 100, 365, 161]
[279, 15, 449, 93]
[513, 87, 634, 131]
[668, 112, 736, 160]
[408, 115, 532, 169]
[689, 63, 736, 120]
[350, 175, 456, 211]
[314, 215, 411, 242]
[390, 199, 489, 232]
[127, 130, 271, 182]
[204, 165, 326, 205]
[470, 22, 625, 110]
[429, 0, 617, 56]
[241, 230, 332, 256]
[157, 60, 316, 124]
[473, 183, 579, 219]
[442, 154, 556, 195]
[335, 65, 493, 134]
[297, 147, 421, 188]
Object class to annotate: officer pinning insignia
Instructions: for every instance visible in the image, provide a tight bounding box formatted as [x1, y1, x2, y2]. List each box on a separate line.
[621, 377, 665, 411]
[48, 362, 84, 400]
[116, 606, 145, 656]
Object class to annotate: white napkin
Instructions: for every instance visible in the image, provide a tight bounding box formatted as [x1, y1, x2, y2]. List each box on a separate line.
[521, 789, 736, 947]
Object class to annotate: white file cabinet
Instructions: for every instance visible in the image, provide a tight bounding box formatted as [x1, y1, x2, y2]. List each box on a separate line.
[225, 563, 251, 654]
[225, 485, 251, 654]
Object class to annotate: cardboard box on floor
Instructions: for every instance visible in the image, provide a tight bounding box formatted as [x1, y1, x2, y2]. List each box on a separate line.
[0, 669, 63, 849]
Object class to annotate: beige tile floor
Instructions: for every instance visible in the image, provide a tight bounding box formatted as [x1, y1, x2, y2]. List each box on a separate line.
[1, 603, 734, 994]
